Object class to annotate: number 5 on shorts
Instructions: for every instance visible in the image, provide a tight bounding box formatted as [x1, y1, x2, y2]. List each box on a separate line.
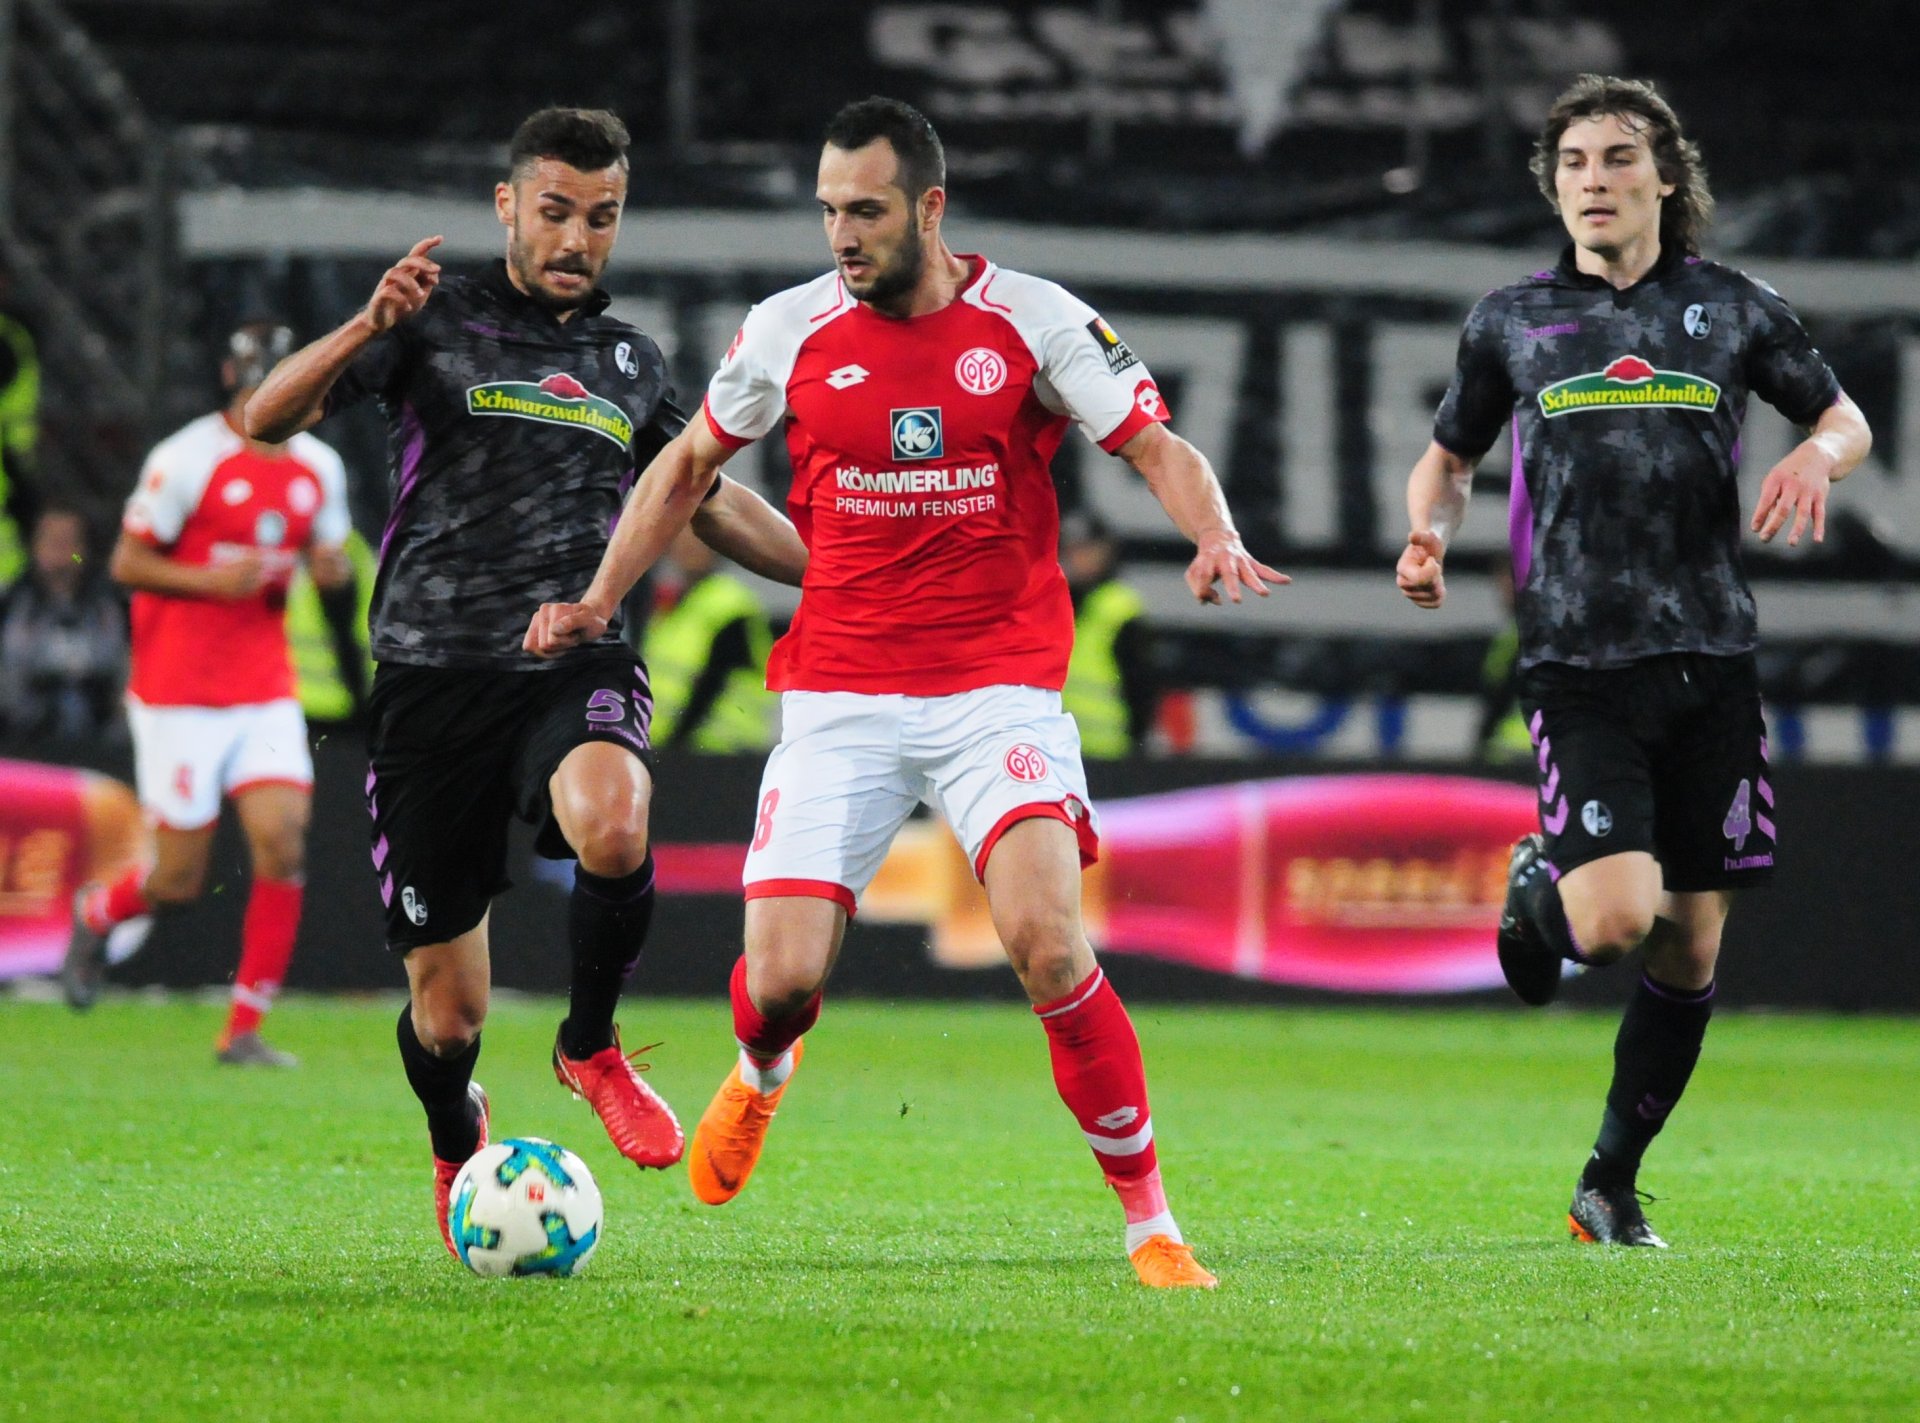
[586, 689, 625, 724]
[751, 789, 780, 852]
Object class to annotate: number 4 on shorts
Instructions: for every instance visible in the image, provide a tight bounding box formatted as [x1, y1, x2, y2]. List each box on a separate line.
[1722, 778, 1752, 851]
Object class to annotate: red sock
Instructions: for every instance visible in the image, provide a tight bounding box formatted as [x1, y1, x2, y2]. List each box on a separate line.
[82, 866, 152, 934]
[1035, 967, 1167, 1222]
[224, 877, 303, 1042]
[729, 956, 821, 1063]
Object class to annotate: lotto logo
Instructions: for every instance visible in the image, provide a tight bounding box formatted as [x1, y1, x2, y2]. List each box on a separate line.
[890, 407, 943, 462]
[1133, 381, 1164, 419]
[954, 347, 1006, 396]
[1003, 743, 1049, 782]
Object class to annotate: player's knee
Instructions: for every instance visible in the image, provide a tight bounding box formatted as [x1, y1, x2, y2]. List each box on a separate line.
[1001, 912, 1083, 995]
[144, 862, 206, 906]
[570, 819, 650, 879]
[412, 995, 487, 1055]
[1569, 903, 1655, 961]
[253, 830, 306, 882]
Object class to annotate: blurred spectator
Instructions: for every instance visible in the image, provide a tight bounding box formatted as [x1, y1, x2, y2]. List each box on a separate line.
[643, 526, 775, 752]
[0, 262, 43, 587]
[286, 526, 376, 727]
[1060, 510, 1155, 759]
[0, 505, 129, 747]
[1475, 566, 1532, 762]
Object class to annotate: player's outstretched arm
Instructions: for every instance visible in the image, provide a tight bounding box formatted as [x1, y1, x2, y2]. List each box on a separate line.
[523, 419, 739, 657]
[1397, 441, 1477, 611]
[690, 477, 808, 588]
[1750, 394, 1872, 548]
[1117, 423, 1287, 605]
[109, 531, 266, 601]
[244, 236, 444, 442]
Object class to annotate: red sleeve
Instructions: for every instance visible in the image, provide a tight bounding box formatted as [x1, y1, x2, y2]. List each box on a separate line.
[702, 394, 754, 452]
[1095, 379, 1169, 454]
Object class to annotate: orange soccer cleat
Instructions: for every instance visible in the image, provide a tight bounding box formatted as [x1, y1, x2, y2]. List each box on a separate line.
[688, 1039, 804, 1206]
[1128, 1235, 1219, 1289]
[432, 1082, 490, 1257]
[553, 1027, 685, 1169]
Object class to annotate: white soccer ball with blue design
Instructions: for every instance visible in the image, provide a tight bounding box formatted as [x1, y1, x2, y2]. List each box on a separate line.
[449, 1137, 602, 1277]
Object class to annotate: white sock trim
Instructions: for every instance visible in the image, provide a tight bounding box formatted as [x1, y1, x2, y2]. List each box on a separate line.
[737, 1046, 794, 1094]
[1125, 1211, 1182, 1254]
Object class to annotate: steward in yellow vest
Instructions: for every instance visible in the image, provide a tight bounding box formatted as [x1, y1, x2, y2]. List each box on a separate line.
[643, 529, 774, 753]
[0, 303, 44, 588]
[287, 528, 376, 725]
[1059, 511, 1155, 759]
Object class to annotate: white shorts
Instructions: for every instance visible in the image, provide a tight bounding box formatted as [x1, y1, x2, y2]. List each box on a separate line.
[742, 685, 1100, 914]
[127, 696, 313, 830]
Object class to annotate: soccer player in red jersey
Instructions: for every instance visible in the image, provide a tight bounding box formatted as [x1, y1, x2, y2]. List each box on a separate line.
[528, 98, 1285, 1288]
[64, 322, 353, 1066]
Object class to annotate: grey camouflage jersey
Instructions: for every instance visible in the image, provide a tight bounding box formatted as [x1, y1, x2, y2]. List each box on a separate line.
[1433, 245, 1841, 670]
[327, 260, 686, 669]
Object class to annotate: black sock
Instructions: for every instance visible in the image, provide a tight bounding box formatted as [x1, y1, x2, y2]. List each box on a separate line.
[559, 856, 655, 1060]
[1581, 973, 1715, 1190]
[1519, 861, 1583, 961]
[396, 1005, 482, 1162]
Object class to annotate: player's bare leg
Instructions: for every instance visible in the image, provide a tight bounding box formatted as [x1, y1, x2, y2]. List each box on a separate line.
[689, 896, 842, 1205]
[1569, 888, 1728, 1246]
[64, 823, 213, 1009]
[1498, 844, 1661, 1002]
[215, 783, 311, 1066]
[983, 817, 1216, 1289]
[401, 917, 492, 1254]
[547, 741, 683, 1167]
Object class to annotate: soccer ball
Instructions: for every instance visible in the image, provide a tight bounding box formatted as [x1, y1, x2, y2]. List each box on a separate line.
[448, 1137, 602, 1278]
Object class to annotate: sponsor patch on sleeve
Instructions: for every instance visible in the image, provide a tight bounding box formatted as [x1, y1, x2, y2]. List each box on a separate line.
[1086, 316, 1139, 375]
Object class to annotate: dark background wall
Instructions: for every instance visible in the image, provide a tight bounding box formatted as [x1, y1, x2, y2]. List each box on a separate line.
[36, 732, 1915, 1013]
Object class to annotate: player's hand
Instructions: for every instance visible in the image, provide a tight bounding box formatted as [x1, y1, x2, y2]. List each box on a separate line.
[1396, 530, 1446, 609]
[365, 236, 443, 333]
[1186, 530, 1288, 605]
[1750, 446, 1834, 548]
[523, 601, 610, 658]
[308, 542, 352, 591]
[204, 549, 269, 600]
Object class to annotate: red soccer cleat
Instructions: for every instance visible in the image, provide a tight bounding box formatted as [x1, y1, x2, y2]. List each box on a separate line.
[552, 1026, 685, 1169]
[432, 1081, 490, 1257]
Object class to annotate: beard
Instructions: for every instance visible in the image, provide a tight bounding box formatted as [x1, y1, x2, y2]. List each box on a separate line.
[850, 235, 925, 311]
[508, 228, 599, 311]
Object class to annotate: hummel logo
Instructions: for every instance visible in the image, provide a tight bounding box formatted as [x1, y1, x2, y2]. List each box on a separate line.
[826, 364, 870, 390]
[1095, 1106, 1140, 1131]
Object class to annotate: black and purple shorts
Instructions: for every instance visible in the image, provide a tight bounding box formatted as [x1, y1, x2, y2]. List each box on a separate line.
[1517, 651, 1774, 894]
[364, 652, 654, 950]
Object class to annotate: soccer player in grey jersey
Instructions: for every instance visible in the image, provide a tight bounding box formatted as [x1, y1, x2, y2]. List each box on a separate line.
[1396, 76, 1871, 1246]
[246, 109, 809, 1254]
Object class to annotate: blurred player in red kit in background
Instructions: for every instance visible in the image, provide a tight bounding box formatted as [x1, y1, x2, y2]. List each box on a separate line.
[528, 97, 1287, 1288]
[63, 321, 352, 1067]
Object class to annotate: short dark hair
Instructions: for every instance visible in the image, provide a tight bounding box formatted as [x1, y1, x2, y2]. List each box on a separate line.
[822, 97, 946, 204]
[1531, 74, 1714, 257]
[508, 107, 631, 182]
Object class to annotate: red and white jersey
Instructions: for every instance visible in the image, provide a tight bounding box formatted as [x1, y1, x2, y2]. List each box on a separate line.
[122, 411, 350, 707]
[702, 255, 1168, 696]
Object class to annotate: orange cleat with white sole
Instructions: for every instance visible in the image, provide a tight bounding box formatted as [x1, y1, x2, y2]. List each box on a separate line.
[688, 1039, 804, 1206]
[553, 1026, 685, 1169]
[432, 1081, 490, 1257]
[1129, 1235, 1219, 1289]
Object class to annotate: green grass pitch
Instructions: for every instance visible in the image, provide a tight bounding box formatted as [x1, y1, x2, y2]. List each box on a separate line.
[1, 993, 1915, 1422]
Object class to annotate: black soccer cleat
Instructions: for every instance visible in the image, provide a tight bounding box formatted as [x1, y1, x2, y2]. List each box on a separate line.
[1568, 1180, 1668, 1248]
[1496, 833, 1565, 1006]
[59, 889, 108, 1011]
